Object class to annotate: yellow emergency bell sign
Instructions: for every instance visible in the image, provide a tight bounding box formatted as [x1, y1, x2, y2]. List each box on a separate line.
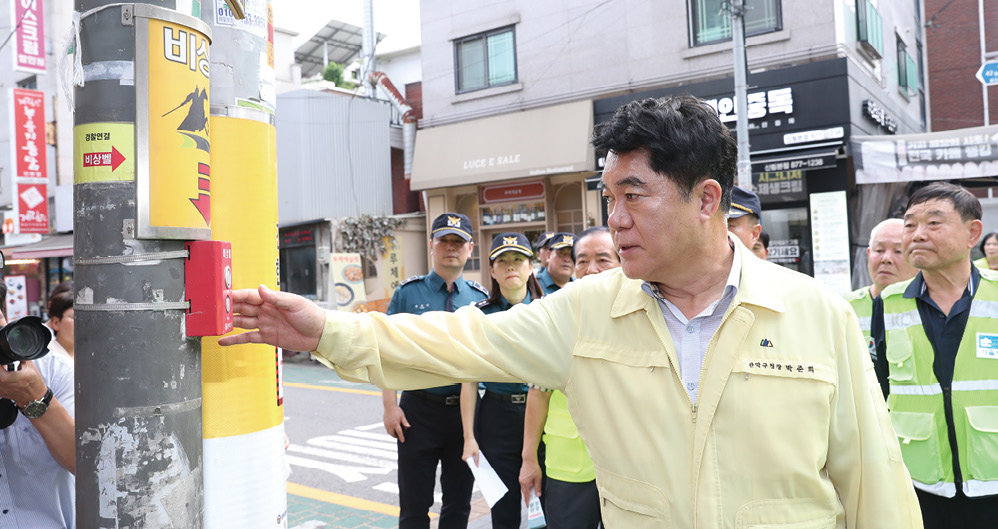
[135, 8, 212, 239]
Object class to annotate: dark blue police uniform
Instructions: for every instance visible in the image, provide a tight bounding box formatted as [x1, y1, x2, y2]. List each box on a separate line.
[388, 270, 488, 529]
[473, 293, 534, 529]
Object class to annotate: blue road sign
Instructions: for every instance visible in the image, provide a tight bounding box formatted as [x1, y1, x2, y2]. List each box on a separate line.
[976, 61, 998, 86]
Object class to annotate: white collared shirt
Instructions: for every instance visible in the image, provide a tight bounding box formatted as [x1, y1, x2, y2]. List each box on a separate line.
[641, 235, 743, 404]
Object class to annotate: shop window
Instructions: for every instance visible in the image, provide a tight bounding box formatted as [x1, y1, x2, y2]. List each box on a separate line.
[896, 35, 917, 98]
[16, 76, 37, 89]
[856, 0, 884, 58]
[454, 26, 517, 93]
[761, 207, 812, 276]
[280, 246, 317, 300]
[555, 183, 584, 235]
[689, 0, 781, 47]
[456, 194, 481, 272]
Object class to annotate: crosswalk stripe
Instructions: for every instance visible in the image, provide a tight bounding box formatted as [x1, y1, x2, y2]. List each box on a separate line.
[323, 434, 398, 452]
[285, 455, 392, 483]
[338, 430, 397, 443]
[307, 436, 398, 459]
[288, 444, 398, 469]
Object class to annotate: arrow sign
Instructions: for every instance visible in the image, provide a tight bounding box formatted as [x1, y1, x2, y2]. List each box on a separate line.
[82, 146, 126, 171]
[976, 60, 998, 86]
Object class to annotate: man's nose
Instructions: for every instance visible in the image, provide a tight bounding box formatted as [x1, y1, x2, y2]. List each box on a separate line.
[607, 203, 630, 230]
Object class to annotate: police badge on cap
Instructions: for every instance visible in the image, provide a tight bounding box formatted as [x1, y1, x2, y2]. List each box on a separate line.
[489, 232, 533, 261]
[431, 213, 473, 241]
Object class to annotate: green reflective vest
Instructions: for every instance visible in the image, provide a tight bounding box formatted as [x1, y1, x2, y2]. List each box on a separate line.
[973, 257, 990, 271]
[844, 286, 875, 358]
[542, 390, 596, 482]
[882, 271, 998, 498]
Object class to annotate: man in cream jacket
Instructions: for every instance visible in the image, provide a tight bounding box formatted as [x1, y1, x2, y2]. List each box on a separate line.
[223, 96, 921, 528]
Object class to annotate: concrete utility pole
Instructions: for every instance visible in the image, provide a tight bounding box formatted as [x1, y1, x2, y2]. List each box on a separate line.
[729, 0, 752, 190]
[202, 2, 287, 527]
[74, 1, 205, 527]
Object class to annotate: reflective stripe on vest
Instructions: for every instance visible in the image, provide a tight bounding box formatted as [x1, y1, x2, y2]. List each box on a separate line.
[882, 276, 998, 498]
[913, 480, 957, 498]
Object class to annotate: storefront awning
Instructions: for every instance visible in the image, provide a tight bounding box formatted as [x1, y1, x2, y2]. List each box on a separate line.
[4, 233, 74, 260]
[411, 100, 595, 190]
[853, 125, 998, 184]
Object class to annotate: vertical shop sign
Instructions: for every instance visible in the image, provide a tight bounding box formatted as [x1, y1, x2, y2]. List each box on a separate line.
[135, 10, 212, 239]
[809, 191, 851, 294]
[17, 183, 49, 233]
[12, 0, 47, 73]
[11, 88, 47, 179]
[4, 276, 29, 320]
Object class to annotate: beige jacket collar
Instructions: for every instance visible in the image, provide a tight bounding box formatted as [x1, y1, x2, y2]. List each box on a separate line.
[609, 234, 786, 318]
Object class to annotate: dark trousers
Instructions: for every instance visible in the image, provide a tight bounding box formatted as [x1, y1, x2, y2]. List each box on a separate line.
[545, 478, 602, 529]
[476, 393, 527, 529]
[397, 391, 473, 529]
[915, 488, 998, 529]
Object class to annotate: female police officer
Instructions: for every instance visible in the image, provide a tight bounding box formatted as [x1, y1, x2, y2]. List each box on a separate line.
[460, 232, 544, 529]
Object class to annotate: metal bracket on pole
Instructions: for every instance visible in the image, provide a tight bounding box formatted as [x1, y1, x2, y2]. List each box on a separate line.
[121, 4, 133, 26]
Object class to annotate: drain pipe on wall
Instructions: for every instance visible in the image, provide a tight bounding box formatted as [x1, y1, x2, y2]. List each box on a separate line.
[369, 71, 417, 179]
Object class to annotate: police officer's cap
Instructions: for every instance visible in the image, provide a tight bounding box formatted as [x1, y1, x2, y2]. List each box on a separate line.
[489, 232, 533, 261]
[548, 232, 575, 251]
[729, 186, 762, 220]
[534, 232, 556, 250]
[431, 212, 473, 242]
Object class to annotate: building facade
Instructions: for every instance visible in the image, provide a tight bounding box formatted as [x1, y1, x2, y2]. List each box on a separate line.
[924, 0, 997, 131]
[413, 0, 927, 290]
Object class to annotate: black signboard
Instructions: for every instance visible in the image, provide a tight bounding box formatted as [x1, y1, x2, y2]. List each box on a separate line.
[752, 170, 808, 204]
[593, 58, 852, 156]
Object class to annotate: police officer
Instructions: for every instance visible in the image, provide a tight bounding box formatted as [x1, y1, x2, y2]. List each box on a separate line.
[880, 183, 998, 528]
[844, 218, 916, 398]
[381, 212, 489, 529]
[536, 233, 574, 294]
[533, 232, 556, 274]
[460, 232, 544, 529]
[726, 186, 763, 250]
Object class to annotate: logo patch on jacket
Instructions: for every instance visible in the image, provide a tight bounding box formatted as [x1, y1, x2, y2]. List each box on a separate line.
[760, 338, 774, 347]
[976, 332, 998, 359]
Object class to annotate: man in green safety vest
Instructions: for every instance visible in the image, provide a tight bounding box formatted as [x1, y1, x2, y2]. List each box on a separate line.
[879, 182, 998, 528]
[844, 218, 916, 397]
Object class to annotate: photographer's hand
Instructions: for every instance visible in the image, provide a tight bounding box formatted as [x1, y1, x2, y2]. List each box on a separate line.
[0, 360, 75, 474]
[0, 360, 47, 407]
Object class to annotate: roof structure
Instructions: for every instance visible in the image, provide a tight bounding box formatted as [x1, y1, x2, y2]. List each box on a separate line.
[295, 19, 385, 78]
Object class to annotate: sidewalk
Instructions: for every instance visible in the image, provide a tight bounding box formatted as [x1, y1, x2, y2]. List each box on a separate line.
[288, 495, 499, 529]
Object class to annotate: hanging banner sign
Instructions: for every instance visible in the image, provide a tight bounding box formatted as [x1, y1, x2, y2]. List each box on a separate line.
[135, 6, 212, 239]
[10, 88, 47, 180]
[16, 182, 49, 233]
[853, 125, 998, 184]
[12, 0, 47, 73]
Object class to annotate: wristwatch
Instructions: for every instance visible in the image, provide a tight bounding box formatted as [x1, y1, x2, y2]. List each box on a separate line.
[20, 387, 53, 419]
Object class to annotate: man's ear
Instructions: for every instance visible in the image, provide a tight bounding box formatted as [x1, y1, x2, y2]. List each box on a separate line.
[698, 179, 723, 220]
[969, 219, 984, 249]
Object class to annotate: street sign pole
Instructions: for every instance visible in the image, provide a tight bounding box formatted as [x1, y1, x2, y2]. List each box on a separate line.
[730, 0, 752, 191]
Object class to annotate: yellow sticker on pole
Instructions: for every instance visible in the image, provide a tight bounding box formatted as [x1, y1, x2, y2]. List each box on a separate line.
[138, 15, 211, 239]
[73, 123, 135, 183]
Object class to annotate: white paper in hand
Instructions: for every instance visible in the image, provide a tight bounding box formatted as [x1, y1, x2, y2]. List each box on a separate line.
[465, 452, 509, 508]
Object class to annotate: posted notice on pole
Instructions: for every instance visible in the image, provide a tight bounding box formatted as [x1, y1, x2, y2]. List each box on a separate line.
[74, 123, 135, 183]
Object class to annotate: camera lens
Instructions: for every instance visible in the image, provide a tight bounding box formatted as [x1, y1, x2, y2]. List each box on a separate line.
[7, 325, 44, 360]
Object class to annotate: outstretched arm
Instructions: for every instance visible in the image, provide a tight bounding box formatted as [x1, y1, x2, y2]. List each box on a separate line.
[219, 285, 326, 351]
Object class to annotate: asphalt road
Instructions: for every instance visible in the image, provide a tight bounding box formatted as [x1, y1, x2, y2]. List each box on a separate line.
[282, 353, 502, 529]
